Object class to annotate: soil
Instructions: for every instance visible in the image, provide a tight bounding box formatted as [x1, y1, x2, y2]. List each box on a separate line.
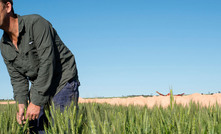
[79, 93, 221, 108]
[0, 101, 16, 104]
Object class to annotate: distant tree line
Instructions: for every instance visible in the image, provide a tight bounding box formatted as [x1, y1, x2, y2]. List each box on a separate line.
[0, 99, 14, 101]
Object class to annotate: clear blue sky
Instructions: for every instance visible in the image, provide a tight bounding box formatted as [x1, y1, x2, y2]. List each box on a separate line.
[0, 0, 220, 99]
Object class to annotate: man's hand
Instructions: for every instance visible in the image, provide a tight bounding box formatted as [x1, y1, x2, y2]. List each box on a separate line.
[25, 102, 41, 120]
[17, 104, 26, 125]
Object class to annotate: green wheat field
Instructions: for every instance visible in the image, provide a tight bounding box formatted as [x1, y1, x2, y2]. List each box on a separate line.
[1, 92, 221, 134]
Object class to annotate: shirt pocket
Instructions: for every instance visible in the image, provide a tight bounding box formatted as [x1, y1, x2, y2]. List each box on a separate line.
[1, 44, 17, 62]
[2, 46, 26, 74]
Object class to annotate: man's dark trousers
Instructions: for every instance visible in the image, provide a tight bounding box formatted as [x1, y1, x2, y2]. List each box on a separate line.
[29, 80, 79, 134]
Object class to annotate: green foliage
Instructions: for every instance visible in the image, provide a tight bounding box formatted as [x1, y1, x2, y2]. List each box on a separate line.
[2, 99, 221, 133]
[0, 104, 28, 134]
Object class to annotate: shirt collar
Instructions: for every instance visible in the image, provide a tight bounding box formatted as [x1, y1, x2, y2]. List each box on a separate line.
[18, 14, 25, 34]
[1, 14, 25, 44]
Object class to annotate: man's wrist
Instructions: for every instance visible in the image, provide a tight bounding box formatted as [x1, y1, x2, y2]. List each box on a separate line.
[16, 98, 28, 107]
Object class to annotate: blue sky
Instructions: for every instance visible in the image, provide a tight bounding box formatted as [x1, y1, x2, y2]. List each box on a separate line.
[0, 0, 220, 99]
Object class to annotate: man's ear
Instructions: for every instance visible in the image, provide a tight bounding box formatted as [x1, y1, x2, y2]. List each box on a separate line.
[5, 2, 12, 14]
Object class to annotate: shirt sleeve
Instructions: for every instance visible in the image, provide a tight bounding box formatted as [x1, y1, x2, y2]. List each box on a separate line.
[30, 17, 56, 106]
[4, 59, 29, 106]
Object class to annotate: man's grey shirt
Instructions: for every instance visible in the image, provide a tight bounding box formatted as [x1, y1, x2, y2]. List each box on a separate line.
[0, 14, 79, 106]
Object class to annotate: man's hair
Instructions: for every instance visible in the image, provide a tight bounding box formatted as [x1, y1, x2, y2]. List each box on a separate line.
[1, 0, 14, 14]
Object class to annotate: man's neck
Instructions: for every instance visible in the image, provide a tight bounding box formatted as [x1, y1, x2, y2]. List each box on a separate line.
[5, 15, 18, 40]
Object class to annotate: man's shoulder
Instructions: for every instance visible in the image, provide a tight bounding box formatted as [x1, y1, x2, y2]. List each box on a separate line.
[20, 14, 47, 24]
[21, 14, 44, 19]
